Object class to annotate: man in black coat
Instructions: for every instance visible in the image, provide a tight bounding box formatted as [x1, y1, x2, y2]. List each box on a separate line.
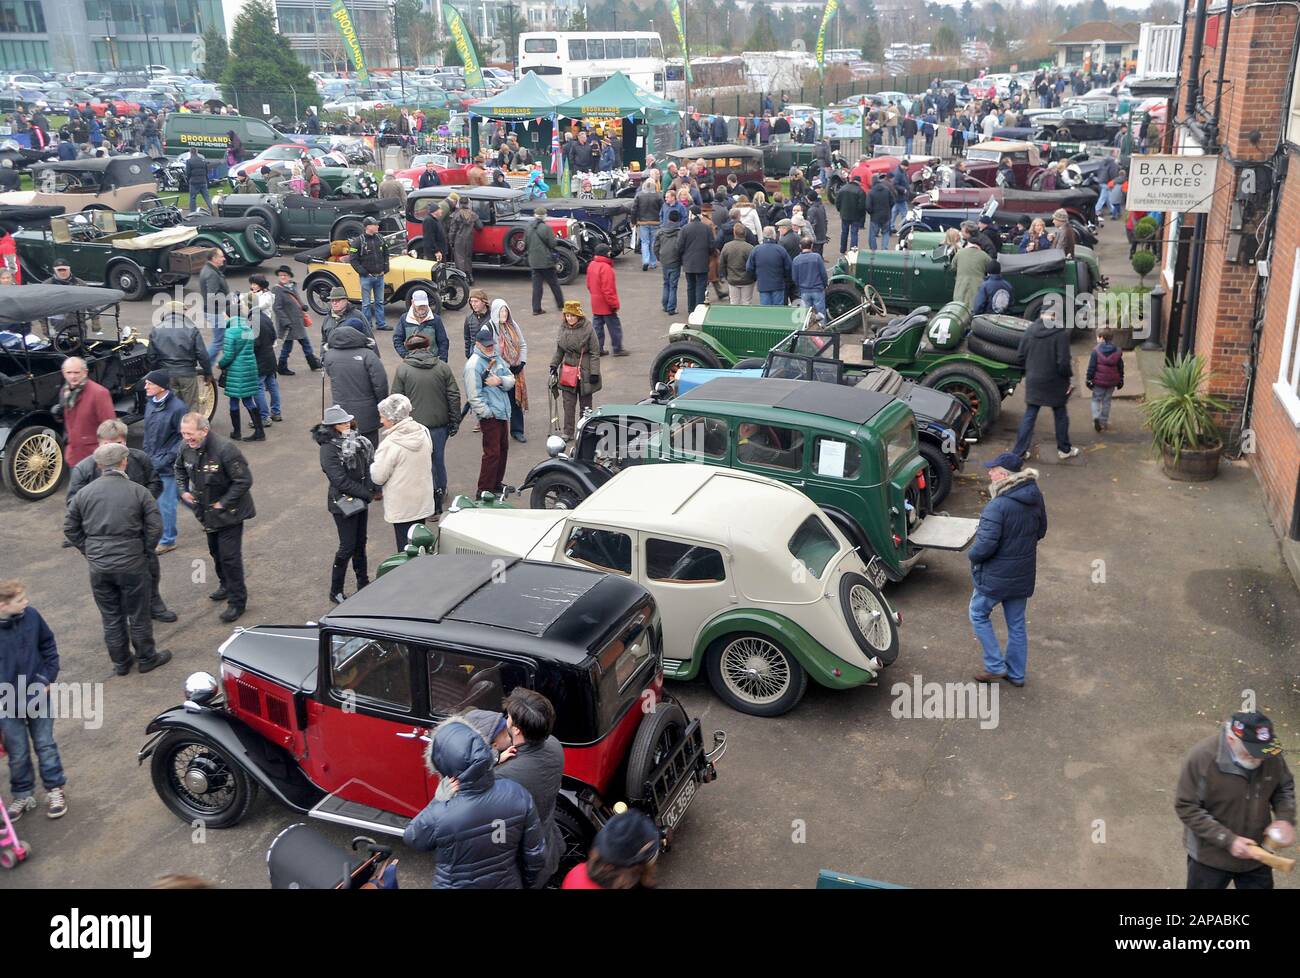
[64, 443, 172, 675]
[421, 203, 448, 262]
[417, 160, 441, 189]
[1011, 305, 1080, 461]
[66, 418, 177, 625]
[185, 147, 211, 212]
[176, 413, 256, 623]
[835, 176, 867, 253]
[496, 688, 566, 888]
[678, 206, 714, 311]
[866, 174, 895, 250]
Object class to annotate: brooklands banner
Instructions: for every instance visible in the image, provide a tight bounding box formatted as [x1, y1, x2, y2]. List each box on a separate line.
[668, 0, 692, 84]
[816, 0, 839, 75]
[442, 2, 484, 89]
[330, 0, 369, 84]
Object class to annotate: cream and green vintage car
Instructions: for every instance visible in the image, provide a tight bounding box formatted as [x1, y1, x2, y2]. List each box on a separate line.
[410, 463, 901, 717]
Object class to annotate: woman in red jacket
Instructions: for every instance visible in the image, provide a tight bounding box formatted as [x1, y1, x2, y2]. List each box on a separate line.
[584, 244, 626, 356]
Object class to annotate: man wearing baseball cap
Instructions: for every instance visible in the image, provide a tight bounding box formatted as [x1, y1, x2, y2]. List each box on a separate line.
[968, 451, 1047, 687]
[1176, 712, 1295, 888]
[393, 288, 448, 361]
[44, 258, 85, 286]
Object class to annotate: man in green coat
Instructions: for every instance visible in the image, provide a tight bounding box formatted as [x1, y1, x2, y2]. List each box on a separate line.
[390, 333, 460, 517]
[952, 222, 991, 310]
[525, 206, 565, 316]
[217, 310, 266, 442]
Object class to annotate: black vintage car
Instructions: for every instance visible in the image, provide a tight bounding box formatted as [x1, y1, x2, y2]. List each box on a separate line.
[213, 193, 405, 247]
[0, 203, 65, 234]
[541, 197, 635, 261]
[140, 554, 725, 879]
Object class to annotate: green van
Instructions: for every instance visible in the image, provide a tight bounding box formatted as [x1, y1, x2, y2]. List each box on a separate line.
[163, 113, 284, 160]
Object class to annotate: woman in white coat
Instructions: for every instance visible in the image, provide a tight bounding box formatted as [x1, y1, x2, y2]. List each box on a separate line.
[369, 394, 435, 550]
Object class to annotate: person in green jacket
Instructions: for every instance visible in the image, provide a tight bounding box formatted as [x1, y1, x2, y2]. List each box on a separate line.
[390, 333, 460, 517]
[217, 304, 266, 442]
[951, 222, 991, 310]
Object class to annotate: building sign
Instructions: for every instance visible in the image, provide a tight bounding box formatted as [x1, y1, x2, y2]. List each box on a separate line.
[1127, 154, 1220, 214]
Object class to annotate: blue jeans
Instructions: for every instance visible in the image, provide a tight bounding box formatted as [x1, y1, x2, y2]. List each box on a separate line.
[867, 220, 891, 251]
[1090, 386, 1114, 425]
[359, 274, 386, 332]
[661, 264, 680, 312]
[759, 290, 785, 305]
[892, 198, 908, 228]
[800, 288, 827, 319]
[839, 221, 861, 253]
[0, 713, 66, 798]
[1012, 402, 1072, 457]
[279, 333, 316, 369]
[904, 135, 914, 155]
[188, 185, 212, 211]
[430, 424, 449, 493]
[593, 313, 623, 353]
[158, 471, 178, 546]
[206, 312, 225, 363]
[144, 135, 162, 157]
[969, 590, 1028, 682]
[639, 225, 657, 267]
[261, 372, 281, 416]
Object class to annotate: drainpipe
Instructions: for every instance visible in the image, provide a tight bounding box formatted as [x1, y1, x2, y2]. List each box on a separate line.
[1207, 0, 1236, 149]
[1185, 0, 1211, 114]
[1171, 0, 1214, 359]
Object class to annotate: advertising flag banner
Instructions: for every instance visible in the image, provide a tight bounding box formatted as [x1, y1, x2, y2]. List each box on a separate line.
[442, 2, 484, 89]
[669, 0, 693, 83]
[330, 0, 369, 84]
[816, 0, 840, 75]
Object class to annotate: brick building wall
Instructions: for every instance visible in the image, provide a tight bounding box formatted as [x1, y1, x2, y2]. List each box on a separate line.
[1178, 1, 1300, 538]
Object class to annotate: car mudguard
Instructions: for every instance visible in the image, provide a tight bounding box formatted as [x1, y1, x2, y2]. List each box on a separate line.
[0, 409, 59, 455]
[920, 349, 1023, 382]
[140, 706, 325, 813]
[662, 328, 737, 365]
[520, 456, 613, 495]
[694, 609, 878, 691]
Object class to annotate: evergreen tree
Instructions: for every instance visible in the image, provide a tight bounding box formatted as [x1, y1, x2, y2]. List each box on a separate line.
[1089, 0, 1108, 20]
[199, 24, 227, 82]
[860, 0, 883, 62]
[222, 0, 317, 120]
[747, 5, 778, 50]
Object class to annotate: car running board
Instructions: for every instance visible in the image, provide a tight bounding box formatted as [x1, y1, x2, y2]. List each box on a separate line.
[309, 794, 412, 837]
[909, 514, 980, 551]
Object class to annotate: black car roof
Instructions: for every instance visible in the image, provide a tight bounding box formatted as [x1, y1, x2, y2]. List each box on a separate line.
[0, 284, 125, 320]
[320, 555, 646, 663]
[31, 154, 152, 175]
[410, 185, 522, 201]
[668, 143, 763, 161]
[677, 376, 895, 425]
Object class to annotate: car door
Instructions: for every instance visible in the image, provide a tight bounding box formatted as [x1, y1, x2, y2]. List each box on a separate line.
[556, 521, 635, 580]
[303, 630, 433, 818]
[637, 533, 735, 665]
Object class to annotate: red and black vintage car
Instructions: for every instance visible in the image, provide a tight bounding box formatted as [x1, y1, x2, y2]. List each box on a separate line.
[911, 183, 1101, 228]
[406, 185, 582, 285]
[139, 555, 724, 872]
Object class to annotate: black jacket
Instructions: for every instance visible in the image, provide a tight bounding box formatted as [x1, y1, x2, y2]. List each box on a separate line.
[678, 219, 713, 274]
[653, 223, 684, 266]
[496, 735, 566, 887]
[148, 313, 212, 377]
[67, 447, 161, 503]
[322, 326, 389, 434]
[1017, 318, 1073, 407]
[835, 181, 868, 224]
[350, 231, 390, 277]
[184, 152, 208, 189]
[778, 230, 801, 260]
[421, 209, 447, 259]
[867, 181, 894, 223]
[197, 263, 228, 319]
[312, 424, 375, 515]
[250, 308, 278, 376]
[806, 200, 828, 244]
[633, 189, 664, 224]
[64, 468, 161, 573]
[272, 282, 307, 334]
[463, 304, 492, 359]
[175, 431, 256, 531]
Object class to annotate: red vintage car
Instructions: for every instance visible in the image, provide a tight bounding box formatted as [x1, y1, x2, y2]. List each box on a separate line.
[394, 158, 472, 190]
[847, 154, 940, 191]
[140, 554, 725, 874]
[911, 183, 1102, 227]
[406, 185, 582, 284]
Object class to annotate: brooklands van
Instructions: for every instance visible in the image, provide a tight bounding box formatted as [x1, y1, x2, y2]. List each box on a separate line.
[163, 113, 284, 161]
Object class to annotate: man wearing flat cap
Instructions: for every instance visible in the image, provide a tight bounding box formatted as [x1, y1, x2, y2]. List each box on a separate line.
[967, 451, 1047, 688]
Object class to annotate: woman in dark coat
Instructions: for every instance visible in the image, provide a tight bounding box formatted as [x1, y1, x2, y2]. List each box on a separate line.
[548, 300, 602, 440]
[446, 197, 482, 285]
[314, 404, 375, 604]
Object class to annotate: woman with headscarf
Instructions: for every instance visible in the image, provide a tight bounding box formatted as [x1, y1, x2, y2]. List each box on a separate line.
[369, 393, 435, 551]
[488, 298, 529, 443]
[447, 197, 483, 286]
[314, 403, 376, 604]
[549, 300, 601, 441]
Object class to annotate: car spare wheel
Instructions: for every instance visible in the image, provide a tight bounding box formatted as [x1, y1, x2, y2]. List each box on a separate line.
[706, 633, 808, 717]
[245, 223, 277, 258]
[149, 731, 259, 829]
[305, 276, 337, 316]
[971, 316, 1027, 348]
[824, 281, 865, 331]
[332, 218, 365, 241]
[967, 334, 1022, 365]
[245, 206, 280, 238]
[625, 701, 688, 802]
[918, 441, 954, 508]
[438, 274, 468, 311]
[838, 572, 900, 665]
[548, 807, 594, 888]
[650, 341, 722, 386]
[2, 425, 65, 501]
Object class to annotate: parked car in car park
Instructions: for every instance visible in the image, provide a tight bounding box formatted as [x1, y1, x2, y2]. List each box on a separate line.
[293, 240, 468, 315]
[112, 204, 278, 271]
[140, 553, 725, 877]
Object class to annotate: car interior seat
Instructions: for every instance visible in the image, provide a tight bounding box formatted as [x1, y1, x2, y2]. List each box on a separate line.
[876, 306, 931, 341]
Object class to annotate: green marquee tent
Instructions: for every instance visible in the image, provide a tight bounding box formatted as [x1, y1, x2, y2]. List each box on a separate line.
[466, 71, 569, 120]
[556, 71, 680, 125]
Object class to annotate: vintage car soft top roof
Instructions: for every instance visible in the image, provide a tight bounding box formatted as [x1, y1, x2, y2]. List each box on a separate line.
[409, 185, 522, 201]
[676, 375, 895, 425]
[321, 554, 646, 660]
[282, 195, 402, 213]
[668, 144, 763, 161]
[0, 284, 126, 320]
[31, 154, 153, 176]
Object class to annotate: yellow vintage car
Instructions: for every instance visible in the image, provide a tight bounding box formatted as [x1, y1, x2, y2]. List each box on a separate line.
[293, 240, 470, 316]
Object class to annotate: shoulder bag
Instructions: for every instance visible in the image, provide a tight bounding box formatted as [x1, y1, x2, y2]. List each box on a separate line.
[559, 348, 583, 389]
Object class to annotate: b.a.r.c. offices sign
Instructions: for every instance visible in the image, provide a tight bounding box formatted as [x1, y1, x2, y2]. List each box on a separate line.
[1127, 154, 1220, 214]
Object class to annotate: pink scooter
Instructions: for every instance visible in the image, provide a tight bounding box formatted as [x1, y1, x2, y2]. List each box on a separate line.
[0, 798, 30, 869]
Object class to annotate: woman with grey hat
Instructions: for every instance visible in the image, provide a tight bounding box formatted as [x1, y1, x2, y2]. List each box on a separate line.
[314, 404, 376, 603]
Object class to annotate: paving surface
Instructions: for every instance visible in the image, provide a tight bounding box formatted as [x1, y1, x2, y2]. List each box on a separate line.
[2, 211, 1295, 890]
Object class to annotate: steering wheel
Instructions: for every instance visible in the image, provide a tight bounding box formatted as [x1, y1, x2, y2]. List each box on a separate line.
[51, 323, 85, 354]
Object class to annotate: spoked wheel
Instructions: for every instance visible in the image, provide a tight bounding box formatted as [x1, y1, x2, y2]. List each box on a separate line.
[649, 341, 722, 386]
[195, 374, 219, 421]
[1, 426, 64, 500]
[923, 364, 1003, 433]
[529, 472, 587, 510]
[840, 572, 900, 665]
[706, 634, 807, 717]
[626, 702, 688, 801]
[439, 275, 469, 311]
[149, 732, 258, 829]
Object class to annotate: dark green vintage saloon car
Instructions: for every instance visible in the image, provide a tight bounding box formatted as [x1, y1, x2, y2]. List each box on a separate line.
[113, 205, 278, 270]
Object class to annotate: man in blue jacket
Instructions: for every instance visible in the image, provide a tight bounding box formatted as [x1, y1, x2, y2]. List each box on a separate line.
[967, 451, 1047, 688]
[0, 580, 67, 821]
[972, 261, 1013, 314]
[746, 227, 793, 306]
[403, 717, 546, 888]
[791, 237, 828, 319]
[141, 371, 188, 554]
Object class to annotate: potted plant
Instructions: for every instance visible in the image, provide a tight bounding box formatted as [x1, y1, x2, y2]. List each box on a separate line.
[1142, 354, 1229, 481]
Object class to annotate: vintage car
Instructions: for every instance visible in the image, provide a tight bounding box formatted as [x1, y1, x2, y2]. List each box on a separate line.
[1031, 101, 1123, 144]
[914, 184, 1101, 228]
[0, 285, 208, 499]
[899, 200, 1099, 248]
[826, 238, 1099, 325]
[650, 304, 822, 387]
[14, 212, 202, 301]
[0, 155, 163, 215]
[0, 203, 64, 234]
[113, 205, 278, 270]
[423, 465, 900, 717]
[394, 156, 473, 191]
[248, 162, 376, 200]
[405, 186, 582, 285]
[213, 192, 406, 247]
[666, 144, 769, 199]
[229, 143, 332, 181]
[903, 227, 1106, 290]
[845, 154, 941, 194]
[541, 197, 635, 260]
[672, 332, 974, 505]
[519, 376, 978, 585]
[947, 141, 1049, 190]
[294, 241, 469, 315]
[140, 554, 725, 875]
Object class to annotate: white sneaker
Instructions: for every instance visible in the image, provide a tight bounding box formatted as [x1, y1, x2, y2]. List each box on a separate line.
[46, 786, 67, 819]
[5, 795, 36, 821]
[1058, 447, 1080, 460]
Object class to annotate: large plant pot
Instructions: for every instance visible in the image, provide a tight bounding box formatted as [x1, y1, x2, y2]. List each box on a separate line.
[1161, 441, 1222, 482]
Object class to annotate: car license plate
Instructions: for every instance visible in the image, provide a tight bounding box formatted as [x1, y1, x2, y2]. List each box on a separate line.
[661, 775, 698, 830]
[865, 555, 888, 589]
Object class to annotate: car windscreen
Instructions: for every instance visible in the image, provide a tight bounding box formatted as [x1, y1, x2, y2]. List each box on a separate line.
[494, 197, 520, 220]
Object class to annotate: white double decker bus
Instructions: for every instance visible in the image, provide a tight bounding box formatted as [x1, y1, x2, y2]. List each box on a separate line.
[518, 31, 666, 98]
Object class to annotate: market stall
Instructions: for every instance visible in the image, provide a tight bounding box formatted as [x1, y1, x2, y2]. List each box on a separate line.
[466, 72, 570, 174]
[555, 71, 681, 178]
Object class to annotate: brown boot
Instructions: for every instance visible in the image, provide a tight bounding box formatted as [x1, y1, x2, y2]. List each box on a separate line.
[973, 670, 1006, 683]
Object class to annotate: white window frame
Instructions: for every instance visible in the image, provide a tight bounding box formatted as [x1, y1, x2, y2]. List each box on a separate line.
[1290, 61, 1300, 148]
[1273, 248, 1300, 426]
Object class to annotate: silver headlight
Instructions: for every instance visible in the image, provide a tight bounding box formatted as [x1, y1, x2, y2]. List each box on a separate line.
[184, 671, 219, 708]
[546, 434, 567, 457]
